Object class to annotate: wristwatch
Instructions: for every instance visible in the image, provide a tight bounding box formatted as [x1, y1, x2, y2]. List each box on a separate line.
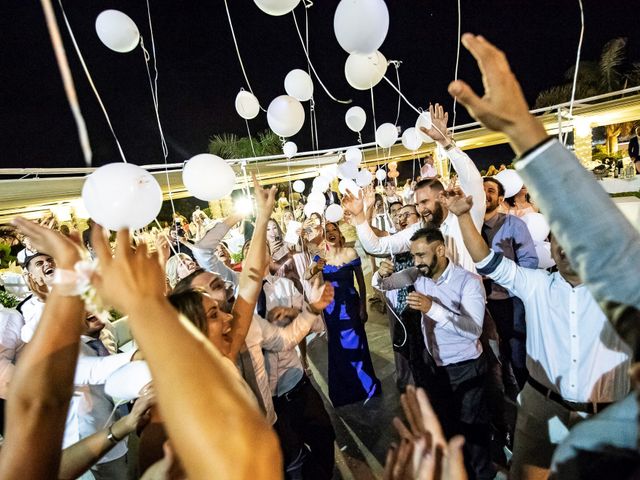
[443, 140, 456, 151]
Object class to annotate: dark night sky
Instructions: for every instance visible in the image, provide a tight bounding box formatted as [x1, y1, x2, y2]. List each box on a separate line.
[2, 0, 639, 171]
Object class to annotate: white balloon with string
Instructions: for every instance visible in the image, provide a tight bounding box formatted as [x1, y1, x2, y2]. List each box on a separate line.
[82, 163, 162, 231]
[376, 123, 398, 148]
[345, 147, 362, 166]
[312, 176, 330, 192]
[345, 51, 387, 90]
[320, 164, 338, 181]
[401, 127, 422, 151]
[283, 141, 298, 158]
[345, 106, 367, 132]
[304, 202, 325, 218]
[334, 0, 389, 55]
[325, 204, 344, 222]
[307, 191, 326, 206]
[415, 111, 433, 142]
[95, 10, 140, 53]
[235, 90, 260, 120]
[495, 169, 524, 198]
[375, 168, 387, 182]
[338, 178, 360, 196]
[293, 180, 305, 193]
[183, 154, 237, 201]
[284, 69, 314, 102]
[254, 0, 300, 16]
[355, 169, 373, 187]
[267, 95, 305, 138]
[337, 162, 359, 180]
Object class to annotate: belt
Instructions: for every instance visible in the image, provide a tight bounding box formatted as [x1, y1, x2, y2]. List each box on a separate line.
[274, 375, 309, 403]
[527, 377, 612, 415]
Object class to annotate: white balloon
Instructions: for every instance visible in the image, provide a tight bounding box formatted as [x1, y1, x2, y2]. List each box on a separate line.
[283, 141, 298, 158]
[345, 106, 367, 132]
[183, 154, 236, 201]
[235, 90, 260, 120]
[338, 178, 360, 196]
[307, 191, 326, 205]
[254, 0, 300, 15]
[337, 162, 359, 180]
[95, 10, 140, 53]
[334, 0, 389, 55]
[355, 169, 373, 187]
[105, 361, 152, 402]
[345, 147, 362, 165]
[415, 111, 433, 142]
[325, 204, 344, 222]
[304, 202, 325, 218]
[376, 123, 399, 148]
[494, 169, 524, 198]
[535, 241, 556, 269]
[319, 164, 338, 180]
[401, 127, 422, 151]
[345, 51, 387, 90]
[291, 180, 304, 193]
[267, 95, 305, 138]
[375, 168, 387, 182]
[284, 69, 314, 102]
[312, 176, 330, 192]
[522, 213, 550, 244]
[82, 163, 162, 231]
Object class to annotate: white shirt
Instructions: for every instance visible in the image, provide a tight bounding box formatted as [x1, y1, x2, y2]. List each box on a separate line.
[0, 308, 24, 399]
[263, 275, 304, 312]
[355, 147, 486, 272]
[477, 251, 631, 403]
[373, 262, 485, 366]
[19, 296, 46, 343]
[244, 309, 323, 424]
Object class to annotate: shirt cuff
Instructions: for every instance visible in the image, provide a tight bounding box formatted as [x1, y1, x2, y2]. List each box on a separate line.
[515, 137, 556, 170]
[425, 301, 449, 323]
[475, 250, 496, 269]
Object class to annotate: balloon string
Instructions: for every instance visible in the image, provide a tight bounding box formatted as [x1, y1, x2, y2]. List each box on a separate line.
[381, 75, 421, 115]
[451, 0, 462, 136]
[222, 0, 266, 112]
[41, 0, 92, 167]
[244, 118, 261, 191]
[370, 86, 379, 161]
[563, 0, 585, 145]
[390, 61, 402, 126]
[291, 9, 352, 105]
[56, 0, 127, 163]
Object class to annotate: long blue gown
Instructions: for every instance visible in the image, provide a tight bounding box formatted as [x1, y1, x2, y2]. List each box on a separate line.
[316, 256, 381, 407]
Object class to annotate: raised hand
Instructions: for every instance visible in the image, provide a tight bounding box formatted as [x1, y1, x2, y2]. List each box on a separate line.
[342, 189, 365, 218]
[378, 259, 395, 278]
[252, 173, 277, 220]
[12, 217, 82, 269]
[441, 189, 473, 217]
[91, 227, 166, 314]
[419, 104, 451, 147]
[309, 278, 335, 312]
[448, 34, 548, 155]
[155, 234, 171, 267]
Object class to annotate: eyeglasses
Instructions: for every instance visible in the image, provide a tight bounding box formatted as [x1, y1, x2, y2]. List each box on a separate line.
[398, 212, 418, 220]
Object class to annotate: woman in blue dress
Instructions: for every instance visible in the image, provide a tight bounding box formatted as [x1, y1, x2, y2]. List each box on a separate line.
[309, 222, 381, 407]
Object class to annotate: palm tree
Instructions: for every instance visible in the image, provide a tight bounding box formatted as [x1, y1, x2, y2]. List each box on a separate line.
[208, 130, 282, 159]
[534, 38, 640, 109]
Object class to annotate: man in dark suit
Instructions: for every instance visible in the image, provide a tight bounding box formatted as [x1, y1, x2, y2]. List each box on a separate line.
[629, 126, 640, 173]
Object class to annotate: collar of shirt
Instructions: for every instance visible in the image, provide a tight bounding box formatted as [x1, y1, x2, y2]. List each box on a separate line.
[434, 260, 455, 286]
[440, 211, 454, 234]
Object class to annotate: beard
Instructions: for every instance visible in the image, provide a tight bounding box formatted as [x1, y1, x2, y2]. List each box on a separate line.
[416, 257, 439, 278]
[421, 202, 445, 227]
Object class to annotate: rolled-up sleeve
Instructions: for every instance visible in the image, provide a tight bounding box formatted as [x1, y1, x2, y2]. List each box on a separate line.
[355, 221, 419, 255]
[446, 148, 485, 230]
[74, 350, 136, 385]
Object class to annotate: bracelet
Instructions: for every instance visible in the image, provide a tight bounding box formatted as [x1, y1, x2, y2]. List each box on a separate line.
[51, 260, 93, 297]
[443, 140, 457, 151]
[107, 424, 123, 444]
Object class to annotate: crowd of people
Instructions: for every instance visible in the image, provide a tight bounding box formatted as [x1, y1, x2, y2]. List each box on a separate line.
[0, 33, 639, 480]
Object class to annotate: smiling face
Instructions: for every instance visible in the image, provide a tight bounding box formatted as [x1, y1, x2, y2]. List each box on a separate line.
[26, 254, 56, 286]
[325, 222, 342, 247]
[415, 186, 445, 226]
[410, 237, 444, 279]
[389, 203, 403, 230]
[483, 179, 504, 214]
[176, 255, 197, 278]
[201, 294, 233, 356]
[398, 205, 419, 230]
[266, 219, 282, 245]
[190, 271, 231, 309]
[83, 314, 105, 337]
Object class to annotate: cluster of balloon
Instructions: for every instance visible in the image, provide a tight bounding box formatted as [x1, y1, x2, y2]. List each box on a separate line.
[375, 168, 387, 183]
[494, 169, 524, 199]
[375, 123, 399, 148]
[82, 163, 162, 231]
[235, 90, 260, 120]
[415, 111, 433, 143]
[334, 0, 389, 55]
[95, 10, 140, 53]
[345, 51, 388, 90]
[355, 168, 373, 187]
[387, 161, 399, 180]
[292, 179, 305, 193]
[267, 95, 305, 138]
[345, 147, 362, 166]
[254, 0, 300, 15]
[345, 106, 367, 133]
[401, 127, 422, 151]
[284, 69, 314, 102]
[283, 141, 298, 158]
[522, 212, 555, 269]
[183, 154, 237, 201]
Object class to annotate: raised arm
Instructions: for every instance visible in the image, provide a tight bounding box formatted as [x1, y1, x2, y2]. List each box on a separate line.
[442, 191, 490, 263]
[91, 227, 281, 480]
[0, 219, 84, 479]
[228, 175, 277, 362]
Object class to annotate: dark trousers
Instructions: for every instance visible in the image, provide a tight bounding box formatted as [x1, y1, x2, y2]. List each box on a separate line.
[426, 354, 495, 480]
[273, 377, 336, 480]
[387, 309, 414, 391]
[486, 296, 528, 394]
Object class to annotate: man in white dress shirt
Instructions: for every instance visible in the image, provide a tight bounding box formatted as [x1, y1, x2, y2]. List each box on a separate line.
[446, 191, 632, 480]
[373, 226, 494, 480]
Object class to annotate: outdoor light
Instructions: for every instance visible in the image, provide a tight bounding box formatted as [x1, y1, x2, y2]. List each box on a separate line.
[235, 196, 254, 216]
